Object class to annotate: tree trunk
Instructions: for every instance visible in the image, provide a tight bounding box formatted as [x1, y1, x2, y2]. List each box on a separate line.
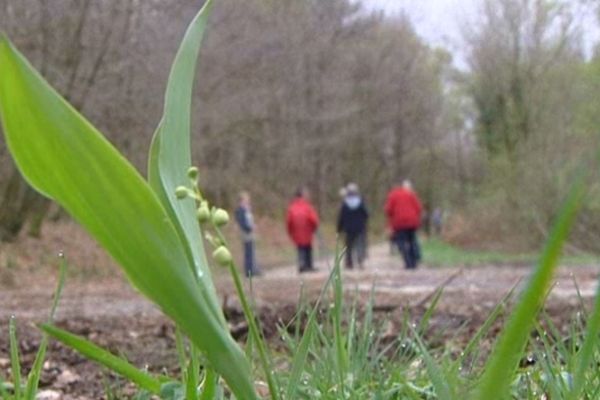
[0, 159, 52, 241]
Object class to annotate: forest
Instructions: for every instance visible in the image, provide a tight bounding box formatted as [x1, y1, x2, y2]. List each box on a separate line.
[1, 0, 598, 252]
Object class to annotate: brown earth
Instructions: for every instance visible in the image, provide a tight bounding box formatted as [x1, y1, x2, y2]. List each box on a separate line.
[0, 222, 599, 399]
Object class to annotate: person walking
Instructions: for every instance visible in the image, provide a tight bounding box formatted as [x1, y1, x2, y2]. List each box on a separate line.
[337, 183, 369, 269]
[385, 180, 423, 269]
[235, 191, 260, 277]
[431, 207, 444, 236]
[286, 187, 319, 273]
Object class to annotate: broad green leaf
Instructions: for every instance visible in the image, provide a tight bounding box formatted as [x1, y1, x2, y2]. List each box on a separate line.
[472, 171, 587, 400]
[147, 0, 223, 324]
[0, 36, 255, 398]
[41, 324, 162, 394]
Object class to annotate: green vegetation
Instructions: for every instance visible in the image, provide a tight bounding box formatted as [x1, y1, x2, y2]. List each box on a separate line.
[422, 239, 600, 268]
[1, 2, 600, 399]
[1, 257, 66, 400]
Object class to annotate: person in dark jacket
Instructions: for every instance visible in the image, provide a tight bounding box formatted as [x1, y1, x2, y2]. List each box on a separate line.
[286, 187, 320, 273]
[235, 191, 260, 277]
[337, 183, 369, 269]
[384, 180, 422, 269]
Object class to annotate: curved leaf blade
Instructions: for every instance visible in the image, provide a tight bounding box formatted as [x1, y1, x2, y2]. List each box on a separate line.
[41, 324, 162, 394]
[148, 1, 213, 278]
[148, 0, 225, 330]
[0, 36, 256, 398]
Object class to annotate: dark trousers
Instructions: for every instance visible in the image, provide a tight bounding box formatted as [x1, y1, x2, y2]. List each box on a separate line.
[344, 232, 367, 269]
[297, 245, 313, 272]
[394, 229, 421, 269]
[243, 240, 258, 277]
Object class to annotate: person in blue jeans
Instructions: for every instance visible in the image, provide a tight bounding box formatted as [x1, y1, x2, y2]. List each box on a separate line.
[234, 191, 260, 277]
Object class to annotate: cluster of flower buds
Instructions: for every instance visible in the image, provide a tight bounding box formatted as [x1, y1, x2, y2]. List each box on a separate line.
[174, 166, 233, 267]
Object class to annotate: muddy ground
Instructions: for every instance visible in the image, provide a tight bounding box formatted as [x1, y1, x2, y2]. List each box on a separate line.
[0, 224, 599, 399]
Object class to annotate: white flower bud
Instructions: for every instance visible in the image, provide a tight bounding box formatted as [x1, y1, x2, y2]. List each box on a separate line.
[197, 201, 210, 223]
[187, 166, 199, 180]
[212, 208, 230, 226]
[212, 246, 232, 266]
[175, 186, 189, 199]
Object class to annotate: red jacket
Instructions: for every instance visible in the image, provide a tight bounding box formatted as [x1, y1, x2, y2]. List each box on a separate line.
[384, 187, 422, 230]
[286, 197, 319, 246]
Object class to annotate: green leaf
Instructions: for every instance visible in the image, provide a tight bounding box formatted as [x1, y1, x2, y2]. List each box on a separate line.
[472, 171, 587, 400]
[41, 324, 162, 394]
[0, 32, 255, 398]
[147, 0, 222, 324]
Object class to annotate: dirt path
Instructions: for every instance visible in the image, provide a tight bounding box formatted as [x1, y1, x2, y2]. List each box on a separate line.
[2, 243, 598, 323]
[230, 243, 599, 308]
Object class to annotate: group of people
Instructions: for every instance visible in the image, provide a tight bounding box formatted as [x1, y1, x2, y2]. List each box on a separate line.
[234, 180, 424, 277]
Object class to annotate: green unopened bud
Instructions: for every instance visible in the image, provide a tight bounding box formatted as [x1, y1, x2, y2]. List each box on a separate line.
[212, 246, 232, 266]
[196, 201, 210, 223]
[175, 186, 189, 199]
[212, 208, 230, 226]
[187, 166, 199, 180]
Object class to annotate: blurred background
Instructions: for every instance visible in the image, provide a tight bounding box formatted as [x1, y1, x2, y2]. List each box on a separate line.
[0, 0, 599, 263]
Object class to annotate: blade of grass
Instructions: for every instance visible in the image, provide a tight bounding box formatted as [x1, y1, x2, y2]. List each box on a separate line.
[9, 316, 21, 399]
[175, 328, 189, 383]
[185, 345, 200, 400]
[346, 293, 358, 365]
[41, 324, 162, 394]
[456, 286, 515, 370]
[332, 245, 349, 390]
[568, 277, 600, 399]
[199, 368, 217, 400]
[472, 170, 587, 399]
[410, 325, 455, 400]
[418, 287, 444, 334]
[532, 322, 566, 398]
[285, 263, 340, 399]
[571, 274, 587, 312]
[25, 255, 68, 400]
[541, 311, 570, 362]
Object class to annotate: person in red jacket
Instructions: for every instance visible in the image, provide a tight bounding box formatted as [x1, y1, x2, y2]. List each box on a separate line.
[385, 180, 422, 269]
[286, 187, 320, 273]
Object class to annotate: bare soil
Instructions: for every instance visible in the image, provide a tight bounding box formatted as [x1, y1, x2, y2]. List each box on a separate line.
[0, 221, 598, 399]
